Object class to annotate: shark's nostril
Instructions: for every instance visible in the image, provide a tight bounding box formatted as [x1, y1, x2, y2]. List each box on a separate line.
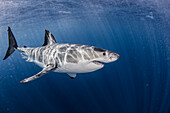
[111, 52, 120, 58]
[113, 53, 120, 58]
[117, 54, 120, 58]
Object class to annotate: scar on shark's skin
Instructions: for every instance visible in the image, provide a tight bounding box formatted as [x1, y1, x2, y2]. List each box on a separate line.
[3, 27, 120, 83]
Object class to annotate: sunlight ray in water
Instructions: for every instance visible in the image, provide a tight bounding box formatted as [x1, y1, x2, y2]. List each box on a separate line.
[0, 0, 169, 113]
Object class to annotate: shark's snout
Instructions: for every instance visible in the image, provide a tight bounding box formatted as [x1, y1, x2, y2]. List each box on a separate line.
[109, 52, 120, 62]
[115, 53, 120, 58]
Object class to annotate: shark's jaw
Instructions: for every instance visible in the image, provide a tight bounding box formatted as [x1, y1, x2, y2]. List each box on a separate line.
[92, 60, 104, 67]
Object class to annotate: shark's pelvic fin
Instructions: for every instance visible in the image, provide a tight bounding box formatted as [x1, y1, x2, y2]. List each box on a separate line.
[20, 64, 57, 83]
[42, 30, 57, 46]
[67, 73, 77, 79]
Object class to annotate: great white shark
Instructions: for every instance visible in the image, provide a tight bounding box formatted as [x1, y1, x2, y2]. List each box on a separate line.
[3, 27, 120, 83]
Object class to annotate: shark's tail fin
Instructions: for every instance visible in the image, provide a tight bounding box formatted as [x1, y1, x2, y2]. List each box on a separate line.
[3, 27, 18, 60]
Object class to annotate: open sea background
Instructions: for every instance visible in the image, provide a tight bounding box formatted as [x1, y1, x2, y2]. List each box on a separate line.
[0, 0, 169, 113]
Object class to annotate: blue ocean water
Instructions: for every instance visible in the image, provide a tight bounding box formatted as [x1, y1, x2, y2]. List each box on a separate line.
[0, 0, 169, 113]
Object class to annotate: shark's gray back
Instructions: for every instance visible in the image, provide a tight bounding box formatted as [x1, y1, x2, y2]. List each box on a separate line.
[18, 43, 100, 68]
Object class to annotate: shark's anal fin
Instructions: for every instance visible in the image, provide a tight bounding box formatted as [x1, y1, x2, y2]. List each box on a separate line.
[67, 73, 77, 79]
[20, 64, 57, 83]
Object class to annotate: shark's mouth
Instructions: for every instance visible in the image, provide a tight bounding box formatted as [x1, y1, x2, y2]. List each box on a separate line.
[92, 61, 104, 66]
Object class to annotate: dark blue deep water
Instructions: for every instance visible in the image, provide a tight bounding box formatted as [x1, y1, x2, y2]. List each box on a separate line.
[0, 0, 169, 113]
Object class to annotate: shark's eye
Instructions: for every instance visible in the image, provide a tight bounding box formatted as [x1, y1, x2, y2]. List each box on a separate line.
[103, 52, 106, 56]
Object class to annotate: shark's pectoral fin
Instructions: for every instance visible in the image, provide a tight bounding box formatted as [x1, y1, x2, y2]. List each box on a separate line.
[67, 73, 77, 79]
[20, 64, 57, 83]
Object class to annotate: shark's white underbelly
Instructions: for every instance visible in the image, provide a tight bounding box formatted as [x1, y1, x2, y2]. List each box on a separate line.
[54, 62, 104, 73]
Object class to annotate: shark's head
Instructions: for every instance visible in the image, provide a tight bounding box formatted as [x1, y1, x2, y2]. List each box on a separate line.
[91, 47, 120, 66]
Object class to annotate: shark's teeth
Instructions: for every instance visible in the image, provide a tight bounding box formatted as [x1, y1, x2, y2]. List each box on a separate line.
[92, 61, 103, 66]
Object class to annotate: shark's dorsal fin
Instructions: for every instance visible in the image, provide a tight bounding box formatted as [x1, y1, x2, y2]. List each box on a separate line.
[42, 30, 57, 46]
